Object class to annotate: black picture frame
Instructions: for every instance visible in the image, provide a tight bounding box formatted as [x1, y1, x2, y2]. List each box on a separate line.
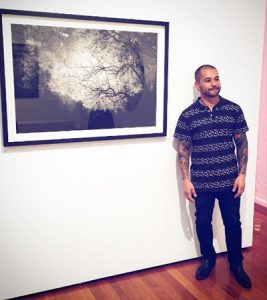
[0, 9, 169, 146]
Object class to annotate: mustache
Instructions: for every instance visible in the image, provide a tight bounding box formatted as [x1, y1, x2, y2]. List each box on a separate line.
[208, 87, 220, 91]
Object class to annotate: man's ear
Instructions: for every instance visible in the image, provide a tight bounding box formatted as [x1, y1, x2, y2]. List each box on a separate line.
[195, 81, 200, 92]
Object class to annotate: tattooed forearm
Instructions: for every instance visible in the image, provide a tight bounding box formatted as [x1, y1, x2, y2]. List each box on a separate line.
[234, 133, 248, 175]
[177, 139, 192, 180]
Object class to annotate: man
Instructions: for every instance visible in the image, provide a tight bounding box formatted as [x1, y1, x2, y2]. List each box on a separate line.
[174, 65, 252, 289]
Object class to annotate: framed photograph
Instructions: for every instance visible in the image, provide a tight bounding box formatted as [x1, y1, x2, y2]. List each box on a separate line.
[0, 9, 169, 146]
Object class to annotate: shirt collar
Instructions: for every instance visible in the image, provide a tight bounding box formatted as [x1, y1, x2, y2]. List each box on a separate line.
[196, 95, 225, 110]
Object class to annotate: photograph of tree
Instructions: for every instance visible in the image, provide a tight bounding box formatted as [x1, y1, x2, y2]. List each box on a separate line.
[12, 24, 158, 133]
[0, 10, 168, 146]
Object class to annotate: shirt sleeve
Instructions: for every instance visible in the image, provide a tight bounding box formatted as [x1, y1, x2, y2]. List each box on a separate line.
[233, 105, 249, 134]
[173, 113, 192, 141]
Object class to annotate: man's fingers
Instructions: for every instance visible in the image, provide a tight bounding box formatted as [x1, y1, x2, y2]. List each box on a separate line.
[187, 196, 194, 203]
[192, 187, 197, 198]
[185, 190, 195, 203]
[234, 187, 244, 198]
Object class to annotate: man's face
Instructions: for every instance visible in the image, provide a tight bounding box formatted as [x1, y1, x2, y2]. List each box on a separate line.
[195, 67, 221, 98]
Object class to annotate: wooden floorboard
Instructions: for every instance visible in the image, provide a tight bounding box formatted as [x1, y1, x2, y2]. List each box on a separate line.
[13, 203, 267, 300]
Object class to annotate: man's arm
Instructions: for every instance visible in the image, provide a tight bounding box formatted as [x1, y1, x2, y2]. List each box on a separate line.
[177, 139, 197, 202]
[233, 132, 248, 198]
[177, 139, 191, 180]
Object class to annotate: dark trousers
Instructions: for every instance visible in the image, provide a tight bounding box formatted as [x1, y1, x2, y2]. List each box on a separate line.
[195, 189, 243, 266]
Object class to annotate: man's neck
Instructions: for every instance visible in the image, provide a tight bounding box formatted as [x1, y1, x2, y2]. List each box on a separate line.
[199, 96, 220, 110]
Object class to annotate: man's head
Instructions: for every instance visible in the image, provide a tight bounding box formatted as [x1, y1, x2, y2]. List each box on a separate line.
[194, 65, 217, 82]
[194, 65, 221, 99]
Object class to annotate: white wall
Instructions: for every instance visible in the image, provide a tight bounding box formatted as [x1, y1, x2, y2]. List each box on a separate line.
[0, 0, 265, 299]
[256, 3, 267, 208]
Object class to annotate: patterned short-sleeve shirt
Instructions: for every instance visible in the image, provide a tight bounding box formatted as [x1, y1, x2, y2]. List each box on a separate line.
[174, 96, 249, 192]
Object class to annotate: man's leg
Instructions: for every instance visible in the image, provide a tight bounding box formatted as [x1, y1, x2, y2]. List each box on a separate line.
[217, 189, 243, 265]
[195, 192, 216, 280]
[217, 189, 251, 289]
[195, 192, 216, 261]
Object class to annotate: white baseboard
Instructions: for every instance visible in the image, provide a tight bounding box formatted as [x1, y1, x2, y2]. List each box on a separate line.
[255, 196, 267, 208]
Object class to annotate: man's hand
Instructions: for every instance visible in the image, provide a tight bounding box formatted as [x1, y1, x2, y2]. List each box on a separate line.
[232, 174, 246, 198]
[183, 178, 197, 203]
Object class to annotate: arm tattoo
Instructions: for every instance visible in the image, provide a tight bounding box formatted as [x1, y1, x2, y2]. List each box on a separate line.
[234, 133, 248, 175]
[177, 139, 192, 180]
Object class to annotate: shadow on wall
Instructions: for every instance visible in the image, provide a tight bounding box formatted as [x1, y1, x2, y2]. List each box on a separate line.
[171, 84, 200, 255]
[172, 138, 200, 257]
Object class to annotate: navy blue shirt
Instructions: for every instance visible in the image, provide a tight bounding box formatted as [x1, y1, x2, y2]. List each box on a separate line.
[174, 96, 249, 192]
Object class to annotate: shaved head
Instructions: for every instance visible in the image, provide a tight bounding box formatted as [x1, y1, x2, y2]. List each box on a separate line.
[195, 65, 217, 82]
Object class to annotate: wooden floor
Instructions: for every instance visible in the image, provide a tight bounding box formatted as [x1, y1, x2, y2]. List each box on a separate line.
[15, 204, 267, 300]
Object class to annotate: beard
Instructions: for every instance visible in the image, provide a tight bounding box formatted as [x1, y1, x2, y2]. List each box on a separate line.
[202, 86, 221, 98]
